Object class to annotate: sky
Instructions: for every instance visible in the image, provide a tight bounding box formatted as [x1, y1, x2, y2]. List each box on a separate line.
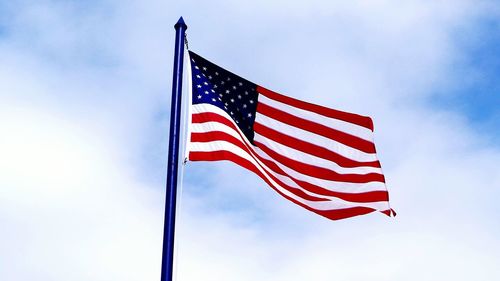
[1, 0, 499, 280]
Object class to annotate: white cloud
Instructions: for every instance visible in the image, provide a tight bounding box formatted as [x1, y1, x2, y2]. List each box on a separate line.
[0, 108, 162, 281]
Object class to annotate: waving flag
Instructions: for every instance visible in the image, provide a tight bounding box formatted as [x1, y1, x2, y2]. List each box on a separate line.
[186, 51, 394, 220]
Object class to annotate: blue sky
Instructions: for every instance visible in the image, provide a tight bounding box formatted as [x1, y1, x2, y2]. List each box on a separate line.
[1, 1, 499, 281]
[431, 16, 500, 140]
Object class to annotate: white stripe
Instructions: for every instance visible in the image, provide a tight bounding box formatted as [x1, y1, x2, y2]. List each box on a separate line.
[254, 144, 387, 193]
[191, 121, 385, 194]
[189, 107, 387, 194]
[191, 121, 241, 138]
[190, 140, 390, 211]
[258, 94, 374, 142]
[254, 132, 382, 174]
[192, 121, 382, 175]
[255, 113, 378, 163]
[192, 103, 228, 116]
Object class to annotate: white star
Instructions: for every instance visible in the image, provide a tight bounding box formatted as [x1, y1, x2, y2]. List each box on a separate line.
[232, 86, 237, 90]
[197, 95, 202, 99]
[249, 100, 254, 104]
[202, 73, 206, 77]
[225, 90, 230, 94]
[196, 75, 201, 78]
[247, 113, 252, 117]
[211, 89, 215, 93]
[211, 98, 216, 102]
[243, 104, 247, 108]
[230, 98, 235, 103]
[208, 75, 212, 79]
[227, 77, 231, 81]
[238, 82, 243, 86]
[203, 82, 208, 85]
[219, 93, 223, 97]
[230, 111, 234, 115]
[224, 106, 228, 109]
[203, 67, 207, 71]
[236, 120, 239, 124]
[213, 85, 218, 88]
[218, 97, 222, 101]
[224, 102, 228, 106]
[215, 71, 219, 76]
[204, 90, 209, 94]
[221, 81, 225, 85]
[195, 66, 199, 69]
[238, 95, 242, 99]
[191, 58, 195, 62]
[244, 91, 248, 95]
[197, 85, 202, 88]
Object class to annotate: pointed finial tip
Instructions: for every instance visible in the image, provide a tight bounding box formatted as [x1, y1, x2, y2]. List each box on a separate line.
[175, 17, 187, 29]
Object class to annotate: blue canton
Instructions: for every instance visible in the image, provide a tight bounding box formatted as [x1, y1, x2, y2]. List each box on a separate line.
[189, 51, 259, 142]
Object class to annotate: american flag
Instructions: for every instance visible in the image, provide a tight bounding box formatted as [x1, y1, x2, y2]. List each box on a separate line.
[186, 51, 395, 220]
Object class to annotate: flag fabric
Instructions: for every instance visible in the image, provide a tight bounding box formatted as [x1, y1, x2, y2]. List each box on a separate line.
[186, 51, 395, 220]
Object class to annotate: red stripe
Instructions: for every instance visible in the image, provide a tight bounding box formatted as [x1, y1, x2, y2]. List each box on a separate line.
[254, 140, 385, 183]
[191, 113, 389, 203]
[192, 130, 389, 202]
[254, 122, 381, 168]
[257, 86, 374, 131]
[191, 131, 328, 202]
[321, 207, 376, 220]
[257, 103, 376, 154]
[190, 150, 379, 220]
[190, 150, 328, 204]
[254, 152, 389, 202]
[192, 111, 234, 127]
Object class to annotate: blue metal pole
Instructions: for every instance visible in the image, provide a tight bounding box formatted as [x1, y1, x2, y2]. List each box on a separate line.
[161, 16, 187, 281]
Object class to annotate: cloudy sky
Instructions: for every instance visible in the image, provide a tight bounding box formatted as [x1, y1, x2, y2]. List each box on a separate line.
[1, 1, 499, 280]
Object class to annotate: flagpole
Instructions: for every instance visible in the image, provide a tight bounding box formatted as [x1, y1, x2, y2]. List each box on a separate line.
[161, 16, 187, 281]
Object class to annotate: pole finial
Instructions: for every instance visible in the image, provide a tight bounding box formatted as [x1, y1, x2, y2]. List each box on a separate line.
[174, 17, 187, 30]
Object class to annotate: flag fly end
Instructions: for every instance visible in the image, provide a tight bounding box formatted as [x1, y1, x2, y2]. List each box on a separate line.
[381, 209, 397, 218]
